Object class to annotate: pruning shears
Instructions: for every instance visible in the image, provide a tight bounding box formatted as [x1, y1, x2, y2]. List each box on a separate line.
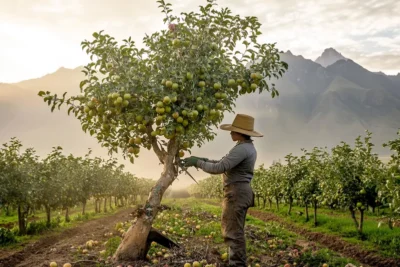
[178, 159, 199, 185]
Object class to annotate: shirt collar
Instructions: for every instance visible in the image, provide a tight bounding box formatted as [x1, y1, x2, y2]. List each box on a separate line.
[237, 140, 253, 145]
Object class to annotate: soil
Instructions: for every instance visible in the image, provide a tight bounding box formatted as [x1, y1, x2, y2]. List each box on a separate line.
[0, 208, 134, 267]
[1, 203, 399, 267]
[247, 209, 400, 267]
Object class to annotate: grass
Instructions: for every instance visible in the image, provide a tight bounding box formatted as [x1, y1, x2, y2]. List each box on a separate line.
[256, 204, 400, 258]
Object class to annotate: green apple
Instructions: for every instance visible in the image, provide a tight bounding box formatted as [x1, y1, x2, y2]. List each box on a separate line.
[163, 96, 171, 104]
[166, 81, 173, 88]
[214, 82, 221, 90]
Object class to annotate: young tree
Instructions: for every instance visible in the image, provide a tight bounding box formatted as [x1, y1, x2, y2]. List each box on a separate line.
[252, 164, 268, 208]
[302, 147, 328, 226]
[382, 130, 400, 227]
[0, 138, 37, 235]
[38, 0, 287, 261]
[282, 154, 305, 215]
[38, 147, 65, 226]
[331, 132, 383, 234]
[269, 162, 285, 211]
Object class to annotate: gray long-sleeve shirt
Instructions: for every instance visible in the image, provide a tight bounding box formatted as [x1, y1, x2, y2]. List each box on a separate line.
[196, 140, 257, 186]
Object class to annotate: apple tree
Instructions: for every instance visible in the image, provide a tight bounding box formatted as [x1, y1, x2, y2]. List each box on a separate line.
[38, 0, 287, 260]
[251, 164, 267, 208]
[330, 132, 383, 234]
[194, 175, 223, 199]
[61, 155, 85, 221]
[296, 147, 329, 226]
[37, 146, 66, 226]
[382, 130, 400, 227]
[282, 154, 306, 215]
[252, 164, 275, 209]
[0, 138, 38, 235]
[268, 162, 285, 211]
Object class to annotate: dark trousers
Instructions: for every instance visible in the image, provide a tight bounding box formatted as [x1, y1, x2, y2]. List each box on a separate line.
[221, 182, 254, 267]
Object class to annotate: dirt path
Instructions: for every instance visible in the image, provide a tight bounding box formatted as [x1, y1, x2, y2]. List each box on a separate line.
[0, 208, 134, 267]
[247, 209, 400, 267]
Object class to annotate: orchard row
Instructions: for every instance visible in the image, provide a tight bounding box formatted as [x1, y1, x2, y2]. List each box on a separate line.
[189, 130, 400, 234]
[0, 137, 154, 236]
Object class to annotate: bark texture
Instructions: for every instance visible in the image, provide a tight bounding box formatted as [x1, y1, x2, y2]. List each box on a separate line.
[114, 137, 178, 261]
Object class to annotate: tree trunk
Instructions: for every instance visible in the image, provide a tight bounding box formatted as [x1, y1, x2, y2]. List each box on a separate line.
[358, 209, 364, 234]
[65, 207, 70, 222]
[257, 195, 260, 207]
[288, 196, 293, 215]
[98, 198, 102, 213]
[94, 199, 98, 213]
[350, 208, 359, 230]
[104, 198, 107, 213]
[17, 205, 27, 235]
[114, 140, 178, 261]
[313, 201, 317, 227]
[115, 197, 118, 207]
[275, 197, 280, 211]
[45, 205, 51, 227]
[5, 205, 11, 216]
[82, 200, 86, 215]
[305, 202, 309, 222]
[262, 197, 266, 209]
[268, 198, 272, 209]
[109, 196, 113, 210]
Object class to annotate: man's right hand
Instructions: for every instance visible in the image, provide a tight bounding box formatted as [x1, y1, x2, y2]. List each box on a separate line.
[194, 156, 208, 162]
[181, 156, 208, 168]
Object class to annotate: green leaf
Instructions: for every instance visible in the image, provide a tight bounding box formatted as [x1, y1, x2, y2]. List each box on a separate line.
[67, 106, 74, 115]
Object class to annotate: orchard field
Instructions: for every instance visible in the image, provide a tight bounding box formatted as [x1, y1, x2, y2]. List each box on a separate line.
[1, 133, 400, 267]
[1, 195, 399, 267]
[1, 0, 400, 266]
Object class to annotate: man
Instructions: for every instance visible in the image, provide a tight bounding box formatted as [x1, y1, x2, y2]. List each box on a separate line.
[183, 114, 262, 267]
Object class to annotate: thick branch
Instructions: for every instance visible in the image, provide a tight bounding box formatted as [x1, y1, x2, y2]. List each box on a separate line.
[146, 125, 166, 164]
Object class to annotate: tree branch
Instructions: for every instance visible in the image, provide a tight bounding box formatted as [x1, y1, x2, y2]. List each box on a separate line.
[146, 125, 165, 164]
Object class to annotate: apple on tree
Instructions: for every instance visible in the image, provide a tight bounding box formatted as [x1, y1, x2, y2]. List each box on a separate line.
[38, 0, 287, 262]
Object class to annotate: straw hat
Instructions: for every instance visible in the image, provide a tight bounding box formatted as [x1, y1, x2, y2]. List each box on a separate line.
[220, 114, 263, 137]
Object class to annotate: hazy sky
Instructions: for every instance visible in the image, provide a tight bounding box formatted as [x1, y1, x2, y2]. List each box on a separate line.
[1, 0, 400, 83]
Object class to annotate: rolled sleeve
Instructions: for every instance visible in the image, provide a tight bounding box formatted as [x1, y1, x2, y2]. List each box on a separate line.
[196, 145, 247, 174]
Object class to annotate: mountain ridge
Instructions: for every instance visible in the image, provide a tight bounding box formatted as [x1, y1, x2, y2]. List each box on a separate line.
[315, 47, 347, 67]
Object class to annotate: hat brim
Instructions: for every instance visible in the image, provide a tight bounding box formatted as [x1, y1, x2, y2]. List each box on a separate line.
[220, 124, 263, 137]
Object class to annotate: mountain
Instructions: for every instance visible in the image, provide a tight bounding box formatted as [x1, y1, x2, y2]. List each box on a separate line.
[1, 49, 399, 189]
[315, 48, 347, 67]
